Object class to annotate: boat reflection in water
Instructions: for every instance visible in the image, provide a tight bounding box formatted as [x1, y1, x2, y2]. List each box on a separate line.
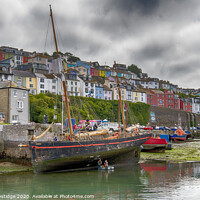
[1, 162, 200, 199]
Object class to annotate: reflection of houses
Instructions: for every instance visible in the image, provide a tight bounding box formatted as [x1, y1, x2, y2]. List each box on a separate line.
[0, 81, 29, 124]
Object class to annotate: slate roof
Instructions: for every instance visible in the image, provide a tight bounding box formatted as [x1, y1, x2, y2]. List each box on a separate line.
[13, 69, 36, 78]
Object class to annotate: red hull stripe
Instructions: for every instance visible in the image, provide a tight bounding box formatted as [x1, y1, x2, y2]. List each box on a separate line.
[32, 137, 150, 149]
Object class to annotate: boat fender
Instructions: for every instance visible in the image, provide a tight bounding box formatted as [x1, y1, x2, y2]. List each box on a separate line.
[18, 144, 29, 148]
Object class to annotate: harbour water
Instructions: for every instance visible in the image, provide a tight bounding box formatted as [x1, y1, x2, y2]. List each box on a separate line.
[1, 161, 200, 200]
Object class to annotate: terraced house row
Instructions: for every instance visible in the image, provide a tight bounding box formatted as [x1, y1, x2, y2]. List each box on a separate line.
[0, 46, 200, 115]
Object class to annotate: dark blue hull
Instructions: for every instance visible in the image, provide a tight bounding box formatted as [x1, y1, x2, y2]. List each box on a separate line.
[29, 134, 151, 173]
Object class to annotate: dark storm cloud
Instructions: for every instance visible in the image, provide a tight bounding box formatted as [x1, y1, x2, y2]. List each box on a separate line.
[102, 0, 160, 15]
[134, 39, 176, 61]
[0, 0, 200, 88]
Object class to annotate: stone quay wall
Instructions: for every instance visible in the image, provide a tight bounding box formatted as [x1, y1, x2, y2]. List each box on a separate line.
[0, 123, 65, 161]
[149, 106, 200, 128]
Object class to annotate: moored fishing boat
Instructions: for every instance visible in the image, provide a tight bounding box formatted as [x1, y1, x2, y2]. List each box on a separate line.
[170, 128, 188, 141]
[142, 137, 168, 153]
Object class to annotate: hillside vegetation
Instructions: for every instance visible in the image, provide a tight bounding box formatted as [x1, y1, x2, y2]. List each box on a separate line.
[30, 93, 150, 125]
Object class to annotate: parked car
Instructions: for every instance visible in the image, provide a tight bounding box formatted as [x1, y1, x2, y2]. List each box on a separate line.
[143, 126, 153, 130]
[170, 127, 178, 131]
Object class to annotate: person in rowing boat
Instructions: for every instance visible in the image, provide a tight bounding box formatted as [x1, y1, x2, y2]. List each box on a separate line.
[104, 160, 108, 168]
[98, 159, 102, 167]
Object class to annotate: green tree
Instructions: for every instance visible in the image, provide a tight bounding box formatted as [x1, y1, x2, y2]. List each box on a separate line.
[67, 55, 80, 63]
[128, 64, 142, 78]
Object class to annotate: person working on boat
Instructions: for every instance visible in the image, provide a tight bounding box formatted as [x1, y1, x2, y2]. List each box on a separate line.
[73, 124, 77, 134]
[93, 123, 98, 131]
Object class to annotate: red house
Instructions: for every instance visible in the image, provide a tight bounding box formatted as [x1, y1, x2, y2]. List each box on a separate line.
[164, 90, 174, 109]
[180, 99, 192, 112]
[148, 90, 165, 107]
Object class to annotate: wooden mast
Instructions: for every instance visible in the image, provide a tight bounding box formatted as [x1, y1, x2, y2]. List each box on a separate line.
[114, 61, 127, 137]
[49, 5, 74, 139]
[49, 5, 59, 58]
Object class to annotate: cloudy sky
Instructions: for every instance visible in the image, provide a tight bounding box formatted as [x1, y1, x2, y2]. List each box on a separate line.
[0, 0, 200, 89]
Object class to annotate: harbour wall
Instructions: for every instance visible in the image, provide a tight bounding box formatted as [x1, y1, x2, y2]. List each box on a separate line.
[149, 106, 200, 128]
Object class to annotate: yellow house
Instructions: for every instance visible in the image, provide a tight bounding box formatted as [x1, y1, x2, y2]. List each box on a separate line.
[99, 70, 106, 78]
[133, 91, 140, 103]
[26, 76, 37, 94]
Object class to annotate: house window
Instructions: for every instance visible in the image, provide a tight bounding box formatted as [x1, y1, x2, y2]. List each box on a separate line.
[71, 81, 73, 85]
[13, 90, 17, 97]
[85, 82, 88, 86]
[85, 88, 88, 93]
[12, 115, 19, 122]
[40, 84, 44, 89]
[52, 86, 56, 89]
[75, 82, 77, 85]
[17, 101, 23, 109]
[30, 84, 33, 88]
[29, 78, 32, 82]
[23, 91, 27, 98]
[40, 78, 44, 82]
[99, 90, 102, 94]
[75, 87, 77, 92]
[71, 87, 73, 92]
[91, 83, 94, 87]
[52, 79, 56, 83]
[105, 91, 107, 94]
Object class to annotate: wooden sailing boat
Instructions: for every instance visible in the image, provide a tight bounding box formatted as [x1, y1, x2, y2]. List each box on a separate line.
[29, 5, 152, 173]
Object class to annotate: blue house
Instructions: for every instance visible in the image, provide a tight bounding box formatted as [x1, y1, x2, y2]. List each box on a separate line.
[76, 61, 91, 75]
[105, 69, 111, 77]
[95, 83, 104, 99]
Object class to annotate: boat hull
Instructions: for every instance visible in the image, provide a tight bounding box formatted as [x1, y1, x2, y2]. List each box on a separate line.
[170, 134, 187, 141]
[29, 134, 151, 173]
[142, 138, 168, 152]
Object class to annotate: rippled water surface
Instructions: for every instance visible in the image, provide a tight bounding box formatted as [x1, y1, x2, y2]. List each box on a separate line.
[1, 161, 200, 199]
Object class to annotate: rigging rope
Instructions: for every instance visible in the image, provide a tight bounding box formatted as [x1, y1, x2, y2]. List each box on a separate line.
[43, 15, 51, 54]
